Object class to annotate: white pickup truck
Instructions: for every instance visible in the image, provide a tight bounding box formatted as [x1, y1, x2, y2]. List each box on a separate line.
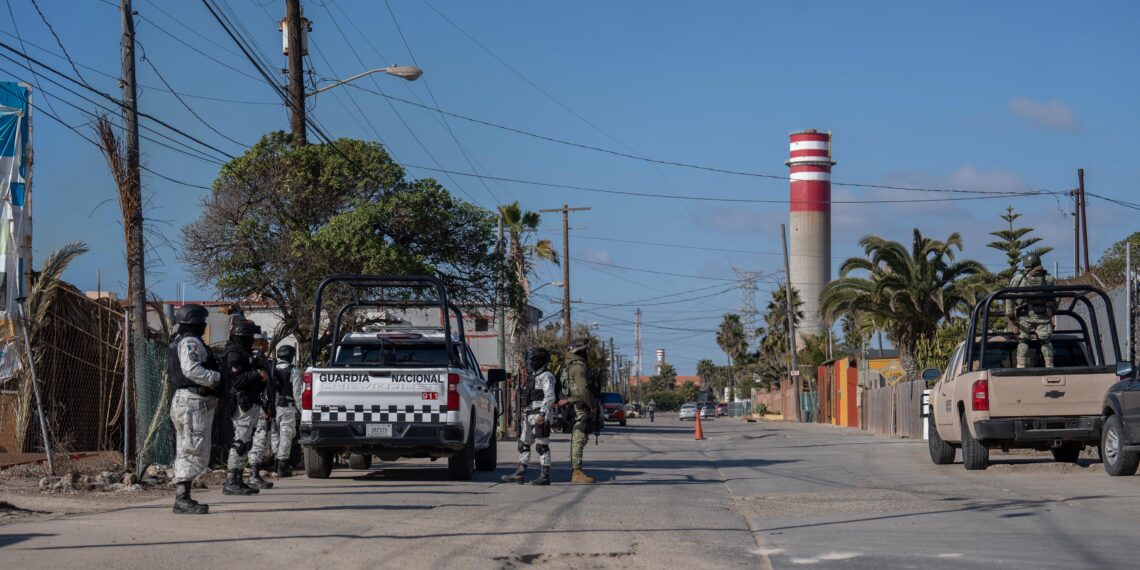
[299, 275, 505, 480]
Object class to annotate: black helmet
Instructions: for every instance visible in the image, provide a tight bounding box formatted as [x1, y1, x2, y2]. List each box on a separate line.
[277, 345, 296, 363]
[174, 304, 208, 325]
[1023, 252, 1042, 269]
[230, 319, 257, 339]
[568, 336, 590, 355]
[526, 347, 550, 371]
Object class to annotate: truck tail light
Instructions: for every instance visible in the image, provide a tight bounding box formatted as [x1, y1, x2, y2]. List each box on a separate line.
[447, 373, 460, 411]
[301, 371, 313, 411]
[971, 379, 989, 412]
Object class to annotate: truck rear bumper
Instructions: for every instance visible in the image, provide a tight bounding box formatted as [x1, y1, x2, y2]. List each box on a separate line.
[300, 422, 465, 450]
[973, 416, 1102, 443]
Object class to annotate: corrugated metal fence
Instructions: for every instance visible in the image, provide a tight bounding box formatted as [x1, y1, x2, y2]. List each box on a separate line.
[860, 379, 925, 438]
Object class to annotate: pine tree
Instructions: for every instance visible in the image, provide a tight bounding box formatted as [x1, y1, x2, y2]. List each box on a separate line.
[987, 206, 1053, 279]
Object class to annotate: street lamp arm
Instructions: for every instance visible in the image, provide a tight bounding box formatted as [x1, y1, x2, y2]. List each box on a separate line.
[307, 65, 423, 96]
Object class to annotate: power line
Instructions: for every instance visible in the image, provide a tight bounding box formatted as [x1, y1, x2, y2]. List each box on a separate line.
[27, 0, 87, 85]
[402, 163, 1054, 205]
[139, 43, 249, 148]
[572, 256, 741, 282]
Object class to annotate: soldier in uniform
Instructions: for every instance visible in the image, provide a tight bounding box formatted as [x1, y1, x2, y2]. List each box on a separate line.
[501, 347, 557, 486]
[564, 337, 599, 484]
[223, 319, 268, 495]
[269, 344, 301, 477]
[245, 330, 276, 490]
[167, 304, 220, 515]
[1007, 252, 1057, 368]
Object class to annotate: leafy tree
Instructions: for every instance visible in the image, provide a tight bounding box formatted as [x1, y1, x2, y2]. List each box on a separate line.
[677, 381, 699, 403]
[530, 322, 610, 384]
[987, 206, 1053, 280]
[821, 229, 985, 380]
[1092, 232, 1140, 288]
[182, 132, 496, 352]
[499, 202, 559, 375]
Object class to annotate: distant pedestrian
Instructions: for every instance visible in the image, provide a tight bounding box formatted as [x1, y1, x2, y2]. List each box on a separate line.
[166, 304, 220, 515]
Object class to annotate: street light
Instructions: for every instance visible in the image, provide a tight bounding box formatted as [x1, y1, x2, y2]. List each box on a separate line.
[531, 281, 563, 294]
[307, 65, 423, 96]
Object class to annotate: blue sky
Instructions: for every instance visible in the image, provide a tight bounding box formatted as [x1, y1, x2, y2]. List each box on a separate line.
[2, 1, 1137, 374]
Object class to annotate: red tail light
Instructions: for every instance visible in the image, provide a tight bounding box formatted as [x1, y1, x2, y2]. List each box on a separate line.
[301, 371, 313, 411]
[446, 373, 460, 411]
[971, 379, 989, 411]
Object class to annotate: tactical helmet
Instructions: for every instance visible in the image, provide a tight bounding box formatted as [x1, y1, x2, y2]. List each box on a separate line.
[568, 336, 590, 355]
[230, 319, 257, 339]
[174, 303, 209, 325]
[526, 347, 551, 371]
[1023, 252, 1042, 269]
[276, 345, 296, 363]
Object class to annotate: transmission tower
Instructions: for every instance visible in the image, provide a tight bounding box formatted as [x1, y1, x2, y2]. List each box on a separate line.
[733, 268, 762, 346]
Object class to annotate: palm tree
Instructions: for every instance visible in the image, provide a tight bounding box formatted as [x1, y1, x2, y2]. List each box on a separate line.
[498, 202, 558, 385]
[716, 313, 747, 398]
[696, 358, 719, 397]
[821, 228, 985, 380]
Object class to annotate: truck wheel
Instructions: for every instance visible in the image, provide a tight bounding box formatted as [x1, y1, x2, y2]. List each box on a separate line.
[304, 446, 334, 479]
[960, 416, 989, 470]
[1102, 415, 1140, 476]
[928, 413, 956, 465]
[448, 424, 476, 481]
[475, 418, 498, 472]
[1050, 444, 1082, 463]
[348, 453, 372, 470]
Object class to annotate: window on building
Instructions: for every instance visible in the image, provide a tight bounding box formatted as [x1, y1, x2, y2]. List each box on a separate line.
[474, 317, 490, 332]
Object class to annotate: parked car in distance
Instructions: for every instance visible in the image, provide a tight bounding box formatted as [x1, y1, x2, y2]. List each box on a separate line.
[625, 403, 642, 419]
[715, 403, 728, 417]
[601, 392, 627, 426]
[700, 403, 715, 419]
[1101, 361, 1140, 476]
[678, 403, 698, 421]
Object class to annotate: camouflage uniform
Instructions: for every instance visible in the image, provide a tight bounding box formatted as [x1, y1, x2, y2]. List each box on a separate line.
[1008, 265, 1057, 367]
[169, 335, 220, 483]
[518, 368, 557, 468]
[564, 350, 597, 482]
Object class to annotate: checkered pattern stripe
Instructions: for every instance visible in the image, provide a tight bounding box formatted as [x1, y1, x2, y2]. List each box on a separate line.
[311, 404, 448, 423]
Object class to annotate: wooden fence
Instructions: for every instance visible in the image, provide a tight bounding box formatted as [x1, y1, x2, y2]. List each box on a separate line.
[752, 379, 797, 416]
[860, 379, 925, 438]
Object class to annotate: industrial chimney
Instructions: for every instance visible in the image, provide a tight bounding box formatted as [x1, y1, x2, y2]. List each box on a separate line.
[655, 348, 665, 374]
[786, 130, 834, 343]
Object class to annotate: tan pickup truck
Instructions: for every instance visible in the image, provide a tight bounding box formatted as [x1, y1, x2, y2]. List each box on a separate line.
[926, 285, 1123, 470]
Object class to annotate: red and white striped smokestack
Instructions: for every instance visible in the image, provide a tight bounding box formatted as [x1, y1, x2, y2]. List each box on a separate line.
[785, 129, 835, 342]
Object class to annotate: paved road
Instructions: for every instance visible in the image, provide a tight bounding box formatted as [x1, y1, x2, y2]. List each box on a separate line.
[2, 417, 1139, 568]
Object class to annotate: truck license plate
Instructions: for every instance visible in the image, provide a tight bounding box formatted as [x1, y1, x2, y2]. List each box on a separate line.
[366, 424, 393, 438]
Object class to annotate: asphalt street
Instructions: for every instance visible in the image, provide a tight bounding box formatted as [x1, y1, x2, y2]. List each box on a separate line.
[2, 417, 1139, 569]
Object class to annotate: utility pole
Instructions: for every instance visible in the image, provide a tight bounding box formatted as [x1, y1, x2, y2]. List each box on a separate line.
[1079, 168, 1090, 275]
[780, 224, 802, 422]
[120, 1, 146, 454]
[634, 308, 642, 401]
[1072, 188, 1080, 274]
[284, 0, 307, 145]
[609, 337, 616, 391]
[539, 205, 590, 340]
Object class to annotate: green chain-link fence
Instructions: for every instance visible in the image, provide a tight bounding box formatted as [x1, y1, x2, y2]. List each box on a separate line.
[133, 335, 173, 475]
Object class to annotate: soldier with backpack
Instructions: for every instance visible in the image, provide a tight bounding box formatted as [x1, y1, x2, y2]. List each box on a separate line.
[501, 347, 557, 485]
[564, 337, 600, 484]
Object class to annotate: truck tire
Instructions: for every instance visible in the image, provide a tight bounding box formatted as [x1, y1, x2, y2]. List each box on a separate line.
[475, 417, 498, 472]
[928, 413, 956, 465]
[960, 415, 989, 470]
[448, 422, 476, 481]
[348, 453, 372, 470]
[304, 446, 334, 479]
[1102, 415, 1140, 477]
[1051, 444, 1082, 463]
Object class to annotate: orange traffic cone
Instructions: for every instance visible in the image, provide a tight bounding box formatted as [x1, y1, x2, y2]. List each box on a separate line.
[694, 409, 705, 440]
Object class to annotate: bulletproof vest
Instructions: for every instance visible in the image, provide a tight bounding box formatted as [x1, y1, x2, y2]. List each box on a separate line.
[524, 371, 543, 402]
[562, 360, 598, 401]
[166, 335, 217, 390]
[1017, 268, 1055, 316]
[273, 364, 296, 405]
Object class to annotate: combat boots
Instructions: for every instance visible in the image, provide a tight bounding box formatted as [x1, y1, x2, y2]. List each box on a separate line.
[529, 466, 551, 486]
[1044, 356, 1055, 368]
[275, 459, 294, 478]
[248, 462, 274, 490]
[172, 482, 208, 515]
[1016, 356, 1026, 369]
[501, 463, 527, 484]
[223, 469, 258, 495]
[571, 469, 595, 484]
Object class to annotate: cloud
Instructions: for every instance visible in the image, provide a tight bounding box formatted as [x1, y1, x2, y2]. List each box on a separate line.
[582, 249, 612, 264]
[1009, 97, 1080, 131]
